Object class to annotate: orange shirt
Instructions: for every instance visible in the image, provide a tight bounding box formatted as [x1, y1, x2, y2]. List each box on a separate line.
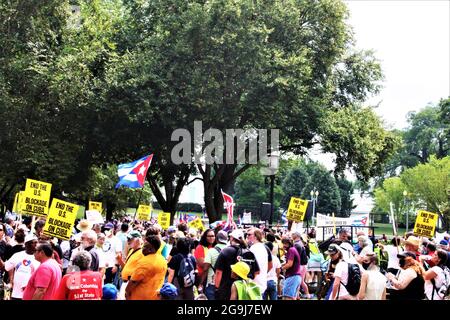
[129, 253, 167, 300]
[121, 248, 144, 281]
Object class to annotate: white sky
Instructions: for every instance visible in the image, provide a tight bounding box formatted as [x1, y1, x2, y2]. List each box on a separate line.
[345, 0, 450, 130]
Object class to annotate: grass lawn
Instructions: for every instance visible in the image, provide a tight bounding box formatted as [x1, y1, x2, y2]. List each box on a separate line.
[373, 223, 406, 239]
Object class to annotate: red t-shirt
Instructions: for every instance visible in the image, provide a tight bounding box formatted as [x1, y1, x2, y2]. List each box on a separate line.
[23, 259, 62, 300]
[53, 270, 103, 300]
[194, 245, 212, 277]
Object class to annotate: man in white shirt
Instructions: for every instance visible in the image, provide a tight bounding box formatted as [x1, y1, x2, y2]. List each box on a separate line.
[102, 223, 122, 285]
[4, 234, 40, 300]
[247, 228, 272, 294]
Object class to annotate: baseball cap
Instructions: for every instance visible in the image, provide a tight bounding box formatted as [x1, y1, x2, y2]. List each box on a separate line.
[102, 283, 118, 300]
[230, 229, 244, 240]
[325, 244, 341, 255]
[439, 239, 449, 246]
[127, 230, 141, 240]
[216, 230, 228, 244]
[104, 222, 114, 230]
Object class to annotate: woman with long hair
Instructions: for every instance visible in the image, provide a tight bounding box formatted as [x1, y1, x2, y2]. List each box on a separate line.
[194, 229, 216, 288]
[424, 249, 449, 300]
[386, 252, 425, 300]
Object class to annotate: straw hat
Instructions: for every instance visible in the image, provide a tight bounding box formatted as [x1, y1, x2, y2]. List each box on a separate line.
[404, 236, 420, 248]
[76, 219, 93, 232]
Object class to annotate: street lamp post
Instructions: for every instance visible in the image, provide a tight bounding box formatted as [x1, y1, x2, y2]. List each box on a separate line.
[403, 190, 408, 232]
[267, 153, 279, 227]
[310, 188, 319, 226]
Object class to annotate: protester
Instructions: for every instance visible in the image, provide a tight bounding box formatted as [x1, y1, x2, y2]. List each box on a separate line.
[264, 241, 281, 300]
[4, 234, 39, 300]
[423, 249, 449, 300]
[102, 223, 122, 285]
[23, 241, 62, 300]
[386, 252, 425, 300]
[201, 230, 228, 300]
[357, 252, 387, 300]
[167, 237, 197, 300]
[291, 231, 312, 299]
[280, 236, 301, 300]
[215, 229, 259, 300]
[194, 229, 216, 288]
[329, 243, 359, 300]
[53, 251, 103, 300]
[102, 283, 118, 300]
[126, 235, 167, 300]
[378, 237, 403, 276]
[247, 228, 272, 295]
[230, 261, 262, 300]
[403, 236, 421, 261]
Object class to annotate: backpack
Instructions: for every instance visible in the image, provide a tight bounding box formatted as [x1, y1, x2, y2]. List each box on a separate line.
[431, 265, 450, 300]
[294, 242, 308, 265]
[235, 247, 258, 279]
[341, 262, 361, 296]
[234, 279, 262, 300]
[178, 254, 196, 288]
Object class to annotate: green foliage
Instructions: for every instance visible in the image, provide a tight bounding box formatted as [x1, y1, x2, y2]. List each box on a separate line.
[301, 164, 341, 215]
[374, 177, 409, 225]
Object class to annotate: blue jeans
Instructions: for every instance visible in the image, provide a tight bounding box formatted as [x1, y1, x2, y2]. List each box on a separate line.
[205, 284, 216, 300]
[263, 280, 278, 300]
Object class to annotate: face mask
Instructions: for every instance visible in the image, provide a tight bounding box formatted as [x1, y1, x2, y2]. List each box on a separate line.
[399, 258, 406, 268]
[362, 262, 371, 270]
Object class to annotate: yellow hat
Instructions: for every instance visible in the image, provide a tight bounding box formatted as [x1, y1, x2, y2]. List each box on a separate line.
[231, 261, 250, 280]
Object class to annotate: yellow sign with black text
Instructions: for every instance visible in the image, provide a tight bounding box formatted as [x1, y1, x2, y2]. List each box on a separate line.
[89, 201, 103, 213]
[287, 197, 308, 222]
[413, 210, 438, 238]
[22, 179, 52, 217]
[158, 212, 171, 230]
[188, 217, 205, 231]
[43, 198, 79, 241]
[137, 204, 152, 221]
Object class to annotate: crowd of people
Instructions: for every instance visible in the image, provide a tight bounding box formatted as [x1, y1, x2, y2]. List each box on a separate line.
[0, 213, 449, 301]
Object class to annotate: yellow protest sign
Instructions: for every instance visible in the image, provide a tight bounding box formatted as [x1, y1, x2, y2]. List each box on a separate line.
[413, 210, 439, 238]
[158, 212, 171, 230]
[89, 201, 103, 213]
[137, 204, 152, 221]
[188, 217, 205, 231]
[22, 179, 52, 217]
[43, 198, 79, 241]
[286, 197, 308, 222]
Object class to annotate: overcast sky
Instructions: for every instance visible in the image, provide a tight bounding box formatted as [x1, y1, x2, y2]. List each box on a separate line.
[345, 0, 450, 130]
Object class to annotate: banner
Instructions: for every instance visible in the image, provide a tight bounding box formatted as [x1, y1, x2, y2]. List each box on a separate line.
[188, 217, 205, 232]
[413, 210, 438, 238]
[222, 190, 235, 227]
[86, 210, 104, 225]
[43, 198, 79, 240]
[316, 213, 370, 241]
[286, 197, 308, 222]
[88, 201, 103, 213]
[137, 204, 152, 221]
[22, 179, 52, 217]
[158, 212, 171, 230]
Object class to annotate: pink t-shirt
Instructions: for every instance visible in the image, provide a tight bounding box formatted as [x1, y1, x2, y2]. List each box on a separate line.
[23, 259, 62, 300]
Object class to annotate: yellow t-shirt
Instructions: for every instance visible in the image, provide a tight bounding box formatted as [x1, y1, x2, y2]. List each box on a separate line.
[121, 248, 144, 281]
[129, 253, 168, 300]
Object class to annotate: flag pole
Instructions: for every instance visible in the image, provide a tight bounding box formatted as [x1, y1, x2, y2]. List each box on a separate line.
[133, 187, 144, 223]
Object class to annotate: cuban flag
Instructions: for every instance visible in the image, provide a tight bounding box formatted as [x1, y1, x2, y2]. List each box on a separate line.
[115, 154, 153, 189]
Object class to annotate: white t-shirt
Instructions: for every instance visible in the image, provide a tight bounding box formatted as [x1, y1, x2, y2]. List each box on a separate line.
[5, 251, 40, 299]
[60, 240, 71, 269]
[425, 266, 446, 300]
[267, 254, 281, 282]
[334, 261, 350, 297]
[102, 236, 122, 268]
[385, 245, 402, 269]
[250, 242, 269, 293]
